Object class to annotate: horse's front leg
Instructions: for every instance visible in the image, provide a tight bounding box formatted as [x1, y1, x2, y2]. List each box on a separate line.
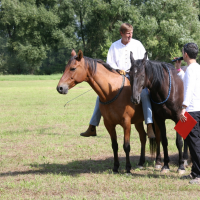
[134, 122, 146, 168]
[176, 131, 185, 173]
[153, 120, 162, 169]
[122, 120, 132, 173]
[155, 118, 170, 172]
[104, 122, 119, 173]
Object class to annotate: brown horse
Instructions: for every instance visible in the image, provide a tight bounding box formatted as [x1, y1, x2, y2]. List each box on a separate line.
[57, 50, 161, 173]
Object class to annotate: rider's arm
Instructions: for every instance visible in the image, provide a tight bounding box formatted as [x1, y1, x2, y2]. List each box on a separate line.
[106, 45, 119, 69]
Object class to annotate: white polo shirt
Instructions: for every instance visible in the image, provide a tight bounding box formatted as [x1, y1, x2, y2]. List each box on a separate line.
[178, 63, 200, 112]
[106, 38, 146, 72]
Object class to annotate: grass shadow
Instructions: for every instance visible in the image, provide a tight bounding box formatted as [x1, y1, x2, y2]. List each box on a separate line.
[0, 154, 189, 178]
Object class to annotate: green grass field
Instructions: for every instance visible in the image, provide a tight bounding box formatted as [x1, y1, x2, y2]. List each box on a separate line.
[0, 75, 199, 200]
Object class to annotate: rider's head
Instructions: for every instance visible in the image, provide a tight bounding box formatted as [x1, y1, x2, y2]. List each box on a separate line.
[120, 23, 133, 45]
[119, 23, 133, 34]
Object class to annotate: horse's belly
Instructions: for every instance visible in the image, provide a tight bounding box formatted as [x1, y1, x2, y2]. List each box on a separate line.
[100, 103, 143, 126]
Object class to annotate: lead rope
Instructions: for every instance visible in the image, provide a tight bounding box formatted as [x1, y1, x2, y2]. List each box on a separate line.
[64, 74, 125, 107]
[64, 89, 93, 107]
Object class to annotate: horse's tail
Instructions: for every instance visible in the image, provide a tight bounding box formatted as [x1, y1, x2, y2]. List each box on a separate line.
[149, 138, 157, 157]
[149, 123, 157, 157]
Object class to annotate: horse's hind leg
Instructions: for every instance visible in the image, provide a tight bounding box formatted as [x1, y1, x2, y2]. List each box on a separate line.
[122, 121, 132, 173]
[104, 122, 119, 173]
[176, 132, 185, 173]
[134, 122, 146, 168]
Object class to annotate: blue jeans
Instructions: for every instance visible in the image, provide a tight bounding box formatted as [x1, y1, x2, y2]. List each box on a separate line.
[90, 74, 153, 126]
[90, 96, 101, 126]
[140, 87, 153, 124]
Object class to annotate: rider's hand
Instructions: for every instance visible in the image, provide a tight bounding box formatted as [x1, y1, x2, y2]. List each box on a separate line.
[116, 69, 126, 75]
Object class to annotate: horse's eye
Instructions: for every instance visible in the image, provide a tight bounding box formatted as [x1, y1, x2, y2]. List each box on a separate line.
[70, 68, 76, 71]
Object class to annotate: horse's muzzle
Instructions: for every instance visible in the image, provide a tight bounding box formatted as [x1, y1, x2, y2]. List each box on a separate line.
[57, 84, 68, 94]
[131, 95, 140, 105]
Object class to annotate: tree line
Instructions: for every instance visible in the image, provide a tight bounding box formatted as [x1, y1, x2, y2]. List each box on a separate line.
[0, 0, 200, 74]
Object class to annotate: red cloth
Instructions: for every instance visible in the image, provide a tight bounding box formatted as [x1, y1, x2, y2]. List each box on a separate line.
[174, 111, 197, 139]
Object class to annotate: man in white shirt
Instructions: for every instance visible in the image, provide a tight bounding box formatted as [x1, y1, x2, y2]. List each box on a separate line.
[175, 42, 200, 184]
[80, 23, 155, 139]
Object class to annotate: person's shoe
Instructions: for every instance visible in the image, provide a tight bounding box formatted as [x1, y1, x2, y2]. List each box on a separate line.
[180, 173, 195, 180]
[80, 125, 97, 137]
[189, 177, 200, 184]
[147, 123, 155, 138]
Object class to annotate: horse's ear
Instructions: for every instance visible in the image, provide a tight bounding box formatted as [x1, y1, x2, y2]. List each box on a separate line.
[71, 49, 76, 57]
[76, 50, 83, 61]
[142, 52, 148, 65]
[130, 51, 135, 64]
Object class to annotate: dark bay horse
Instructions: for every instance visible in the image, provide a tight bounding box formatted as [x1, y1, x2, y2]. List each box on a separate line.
[57, 50, 161, 173]
[129, 52, 186, 173]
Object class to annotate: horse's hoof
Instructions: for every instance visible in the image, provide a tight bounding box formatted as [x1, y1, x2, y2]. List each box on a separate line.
[137, 165, 143, 169]
[112, 169, 119, 174]
[160, 168, 170, 173]
[177, 169, 186, 175]
[155, 164, 162, 169]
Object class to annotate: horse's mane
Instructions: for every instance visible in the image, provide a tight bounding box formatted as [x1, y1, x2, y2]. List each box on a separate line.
[83, 56, 117, 75]
[68, 55, 117, 75]
[144, 60, 176, 87]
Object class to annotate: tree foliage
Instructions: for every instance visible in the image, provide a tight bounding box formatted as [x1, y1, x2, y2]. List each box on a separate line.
[0, 0, 76, 74]
[133, 0, 200, 61]
[0, 0, 200, 74]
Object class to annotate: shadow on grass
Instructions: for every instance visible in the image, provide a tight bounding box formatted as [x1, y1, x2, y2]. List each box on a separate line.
[0, 154, 188, 179]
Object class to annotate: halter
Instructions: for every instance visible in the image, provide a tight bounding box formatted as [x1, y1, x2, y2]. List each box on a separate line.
[150, 65, 171, 104]
[99, 75, 125, 105]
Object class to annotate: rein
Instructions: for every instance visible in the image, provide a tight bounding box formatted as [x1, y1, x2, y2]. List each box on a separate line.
[99, 75, 125, 105]
[150, 65, 171, 104]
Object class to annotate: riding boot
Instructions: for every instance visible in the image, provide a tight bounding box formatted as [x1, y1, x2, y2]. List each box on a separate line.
[80, 124, 97, 137]
[147, 123, 155, 138]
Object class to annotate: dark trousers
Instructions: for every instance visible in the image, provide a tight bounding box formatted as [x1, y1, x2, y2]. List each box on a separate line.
[185, 111, 200, 178]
